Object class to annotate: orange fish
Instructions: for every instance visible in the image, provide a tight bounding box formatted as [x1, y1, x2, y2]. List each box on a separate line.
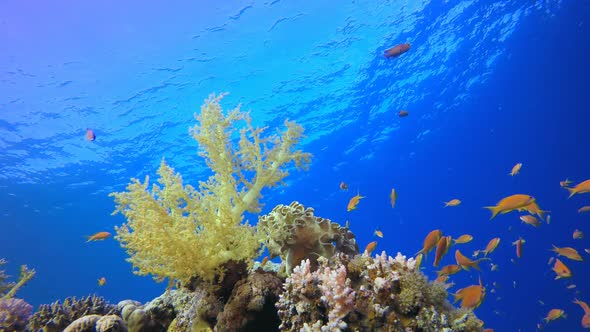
[567, 179, 590, 198]
[510, 163, 522, 176]
[482, 329, 494, 332]
[97, 277, 106, 286]
[415, 253, 423, 269]
[544, 308, 566, 323]
[390, 188, 397, 207]
[339, 182, 348, 191]
[435, 275, 449, 283]
[560, 179, 572, 188]
[455, 249, 486, 271]
[364, 241, 377, 255]
[578, 206, 590, 214]
[374, 230, 384, 238]
[519, 215, 541, 227]
[484, 194, 535, 219]
[433, 236, 452, 267]
[483, 237, 501, 256]
[553, 258, 572, 279]
[517, 200, 549, 220]
[453, 234, 473, 244]
[384, 43, 411, 58]
[573, 229, 584, 240]
[512, 238, 525, 258]
[347, 192, 364, 212]
[551, 245, 583, 261]
[453, 277, 485, 309]
[437, 264, 461, 276]
[567, 284, 576, 289]
[444, 199, 461, 207]
[417, 229, 442, 257]
[86, 231, 111, 242]
[398, 110, 409, 117]
[573, 299, 590, 328]
[85, 128, 96, 141]
[261, 256, 269, 268]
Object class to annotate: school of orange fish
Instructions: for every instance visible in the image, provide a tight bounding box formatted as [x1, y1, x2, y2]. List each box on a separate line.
[341, 166, 590, 330]
[80, 42, 589, 329]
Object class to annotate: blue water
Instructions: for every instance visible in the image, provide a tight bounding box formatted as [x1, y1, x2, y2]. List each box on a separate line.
[1, 0, 589, 330]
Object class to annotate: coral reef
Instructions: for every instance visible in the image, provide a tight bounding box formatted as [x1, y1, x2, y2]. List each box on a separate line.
[215, 271, 283, 331]
[63, 314, 127, 332]
[0, 258, 35, 331]
[28, 294, 118, 332]
[277, 252, 484, 332]
[0, 298, 32, 331]
[117, 270, 283, 332]
[111, 93, 312, 284]
[257, 201, 358, 274]
[19, 93, 485, 331]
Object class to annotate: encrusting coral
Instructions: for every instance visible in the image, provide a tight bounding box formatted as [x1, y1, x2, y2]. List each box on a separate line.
[111, 93, 312, 284]
[257, 201, 358, 275]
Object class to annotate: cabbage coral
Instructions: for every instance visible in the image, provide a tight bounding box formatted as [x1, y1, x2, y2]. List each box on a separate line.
[111, 93, 312, 284]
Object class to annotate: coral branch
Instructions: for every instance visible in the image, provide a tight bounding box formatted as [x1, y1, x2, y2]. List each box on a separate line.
[112, 93, 311, 284]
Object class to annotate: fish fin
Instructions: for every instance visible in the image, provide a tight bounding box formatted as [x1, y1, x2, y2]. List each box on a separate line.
[567, 187, 576, 199]
[483, 206, 499, 220]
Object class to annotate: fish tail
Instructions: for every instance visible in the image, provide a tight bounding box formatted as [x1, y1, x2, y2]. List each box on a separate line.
[566, 187, 576, 199]
[483, 206, 499, 220]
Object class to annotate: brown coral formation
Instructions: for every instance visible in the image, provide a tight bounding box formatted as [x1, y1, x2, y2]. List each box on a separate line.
[257, 201, 359, 274]
[62, 314, 127, 332]
[215, 271, 283, 331]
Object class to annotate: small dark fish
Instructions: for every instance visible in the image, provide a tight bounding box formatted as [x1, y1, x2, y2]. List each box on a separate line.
[85, 128, 96, 141]
[398, 110, 409, 117]
[384, 43, 411, 58]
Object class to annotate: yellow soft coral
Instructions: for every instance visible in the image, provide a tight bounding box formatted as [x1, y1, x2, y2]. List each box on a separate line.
[111, 93, 311, 284]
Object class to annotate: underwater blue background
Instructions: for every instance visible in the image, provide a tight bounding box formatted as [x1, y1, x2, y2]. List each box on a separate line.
[1, 0, 589, 330]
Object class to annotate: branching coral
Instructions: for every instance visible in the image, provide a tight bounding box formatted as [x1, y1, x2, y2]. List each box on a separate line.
[0, 258, 35, 300]
[111, 93, 312, 284]
[27, 294, 117, 332]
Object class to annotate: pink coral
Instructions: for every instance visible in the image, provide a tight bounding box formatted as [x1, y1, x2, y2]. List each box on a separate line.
[317, 265, 355, 332]
[278, 259, 355, 332]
